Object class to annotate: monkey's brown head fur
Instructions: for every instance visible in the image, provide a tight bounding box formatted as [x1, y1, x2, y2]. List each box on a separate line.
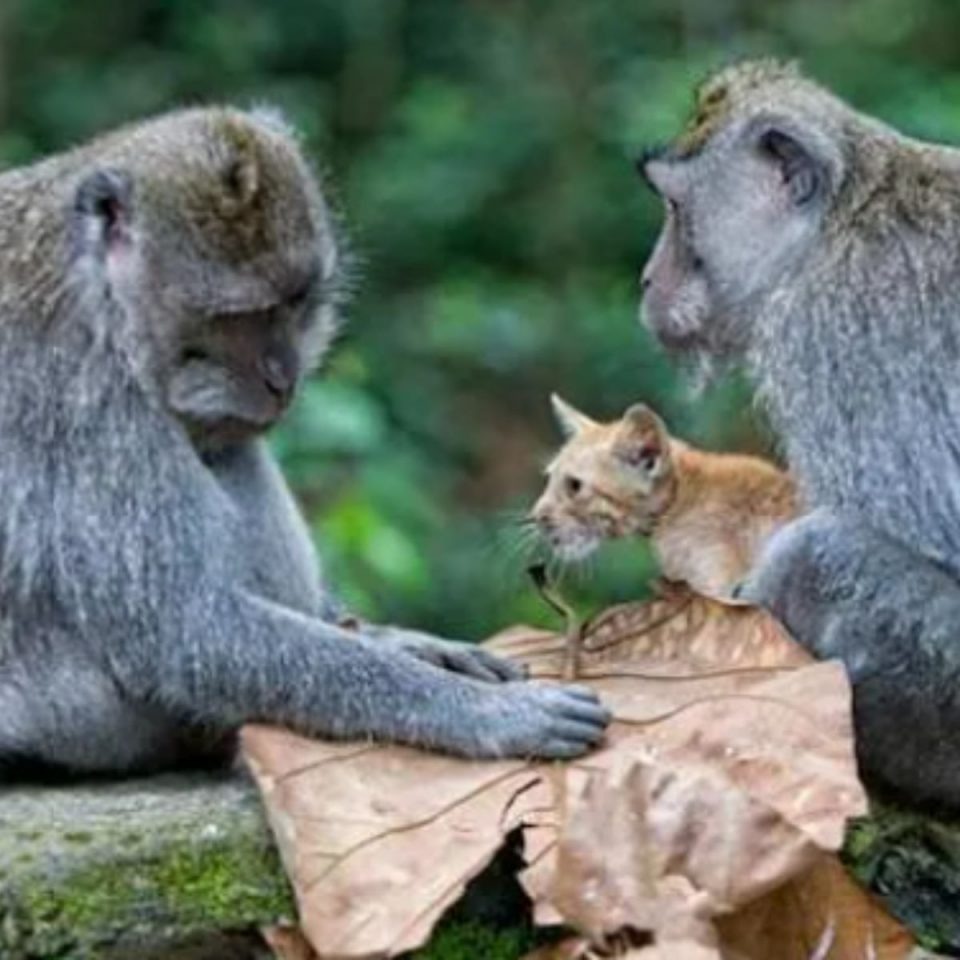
[70, 107, 343, 449]
[637, 58, 928, 363]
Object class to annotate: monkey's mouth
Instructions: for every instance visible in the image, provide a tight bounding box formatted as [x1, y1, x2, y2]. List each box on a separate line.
[188, 414, 270, 451]
[639, 294, 711, 354]
[653, 326, 706, 353]
[168, 357, 294, 446]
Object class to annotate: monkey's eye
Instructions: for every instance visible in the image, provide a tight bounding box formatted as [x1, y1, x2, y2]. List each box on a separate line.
[564, 476, 583, 497]
[180, 347, 209, 365]
[286, 273, 320, 311]
[287, 286, 311, 310]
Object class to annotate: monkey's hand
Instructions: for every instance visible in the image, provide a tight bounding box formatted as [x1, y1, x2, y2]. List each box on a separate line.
[364, 625, 526, 683]
[459, 681, 610, 760]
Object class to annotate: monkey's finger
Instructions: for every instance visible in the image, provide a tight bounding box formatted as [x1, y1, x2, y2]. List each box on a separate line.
[436, 646, 525, 683]
[558, 683, 603, 702]
[441, 652, 503, 682]
[467, 648, 526, 682]
[545, 689, 611, 727]
[537, 681, 608, 708]
[547, 718, 607, 746]
[536, 738, 597, 760]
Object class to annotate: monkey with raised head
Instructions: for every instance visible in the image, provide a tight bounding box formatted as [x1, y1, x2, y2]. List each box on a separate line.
[639, 59, 960, 810]
[0, 107, 609, 777]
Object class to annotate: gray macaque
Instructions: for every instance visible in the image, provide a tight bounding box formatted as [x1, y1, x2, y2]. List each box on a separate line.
[639, 59, 960, 808]
[0, 107, 609, 778]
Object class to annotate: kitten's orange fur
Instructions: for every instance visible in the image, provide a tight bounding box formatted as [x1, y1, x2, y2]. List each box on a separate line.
[532, 396, 798, 600]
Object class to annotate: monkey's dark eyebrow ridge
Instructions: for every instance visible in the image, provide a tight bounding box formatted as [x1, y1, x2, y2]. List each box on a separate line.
[286, 265, 321, 306]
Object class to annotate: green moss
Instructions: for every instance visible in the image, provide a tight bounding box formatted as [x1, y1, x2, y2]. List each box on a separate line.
[841, 807, 960, 954]
[411, 921, 533, 960]
[61, 832, 94, 846]
[842, 817, 880, 864]
[8, 834, 294, 958]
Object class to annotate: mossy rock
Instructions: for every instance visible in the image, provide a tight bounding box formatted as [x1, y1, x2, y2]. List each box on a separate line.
[4, 771, 960, 959]
[845, 804, 960, 955]
[0, 772, 293, 958]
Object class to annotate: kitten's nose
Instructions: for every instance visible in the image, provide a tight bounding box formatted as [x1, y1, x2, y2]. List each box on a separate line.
[530, 502, 551, 528]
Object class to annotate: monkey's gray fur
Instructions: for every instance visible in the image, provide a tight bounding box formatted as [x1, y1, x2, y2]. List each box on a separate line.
[0, 107, 609, 777]
[738, 511, 960, 809]
[641, 60, 960, 808]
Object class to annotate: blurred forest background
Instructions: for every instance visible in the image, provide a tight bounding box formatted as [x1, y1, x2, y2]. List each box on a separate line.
[0, 0, 956, 638]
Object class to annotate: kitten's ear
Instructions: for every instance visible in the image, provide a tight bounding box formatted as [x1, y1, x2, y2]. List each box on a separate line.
[550, 394, 597, 438]
[616, 404, 670, 476]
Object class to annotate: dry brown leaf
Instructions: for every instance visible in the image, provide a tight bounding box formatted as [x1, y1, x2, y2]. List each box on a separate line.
[522, 936, 720, 960]
[244, 732, 547, 957]
[523, 856, 913, 960]
[242, 591, 871, 959]
[717, 854, 914, 960]
[261, 925, 319, 960]
[522, 938, 593, 960]
[631, 946, 722, 960]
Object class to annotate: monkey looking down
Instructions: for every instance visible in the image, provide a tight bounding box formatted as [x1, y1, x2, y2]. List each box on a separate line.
[0, 107, 609, 777]
[639, 59, 960, 809]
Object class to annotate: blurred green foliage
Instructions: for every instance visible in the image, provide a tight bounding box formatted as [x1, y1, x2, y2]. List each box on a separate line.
[3, 0, 960, 637]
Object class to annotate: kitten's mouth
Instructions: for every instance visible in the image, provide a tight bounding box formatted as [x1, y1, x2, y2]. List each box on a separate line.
[544, 530, 602, 563]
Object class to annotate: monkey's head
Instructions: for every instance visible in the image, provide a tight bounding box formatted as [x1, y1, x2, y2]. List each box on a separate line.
[71, 107, 342, 449]
[639, 60, 859, 361]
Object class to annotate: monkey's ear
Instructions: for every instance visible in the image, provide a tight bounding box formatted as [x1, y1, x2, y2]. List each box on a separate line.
[615, 404, 670, 477]
[550, 394, 597, 438]
[757, 127, 823, 206]
[73, 169, 134, 255]
[218, 120, 261, 214]
[223, 153, 259, 209]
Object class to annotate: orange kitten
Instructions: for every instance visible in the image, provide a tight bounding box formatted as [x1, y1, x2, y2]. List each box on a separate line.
[531, 395, 798, 600]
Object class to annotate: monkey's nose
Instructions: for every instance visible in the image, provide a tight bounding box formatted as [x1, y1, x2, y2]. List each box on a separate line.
[261, 354, 296, 402]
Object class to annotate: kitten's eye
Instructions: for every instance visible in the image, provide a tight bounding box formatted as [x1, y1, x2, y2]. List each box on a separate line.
[564, 475, 583, 497]
[624, 446, 660, 473]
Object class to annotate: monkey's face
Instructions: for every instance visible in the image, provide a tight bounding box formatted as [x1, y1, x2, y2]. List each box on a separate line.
[638, 63, 843, 361]
[71, 109, 342, 449]
[163, 304, 319, 448]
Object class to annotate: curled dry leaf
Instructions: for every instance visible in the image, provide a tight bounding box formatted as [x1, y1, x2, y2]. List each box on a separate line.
[261, 925, 319, 960]
[242, 590, 873, 959]
[717, 854, 915, 960]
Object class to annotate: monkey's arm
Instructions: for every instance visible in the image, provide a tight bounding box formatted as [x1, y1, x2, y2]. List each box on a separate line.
[210, 442, 526, 684]
[740, 511, 960, 810]
[113, 590, 608, 760]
